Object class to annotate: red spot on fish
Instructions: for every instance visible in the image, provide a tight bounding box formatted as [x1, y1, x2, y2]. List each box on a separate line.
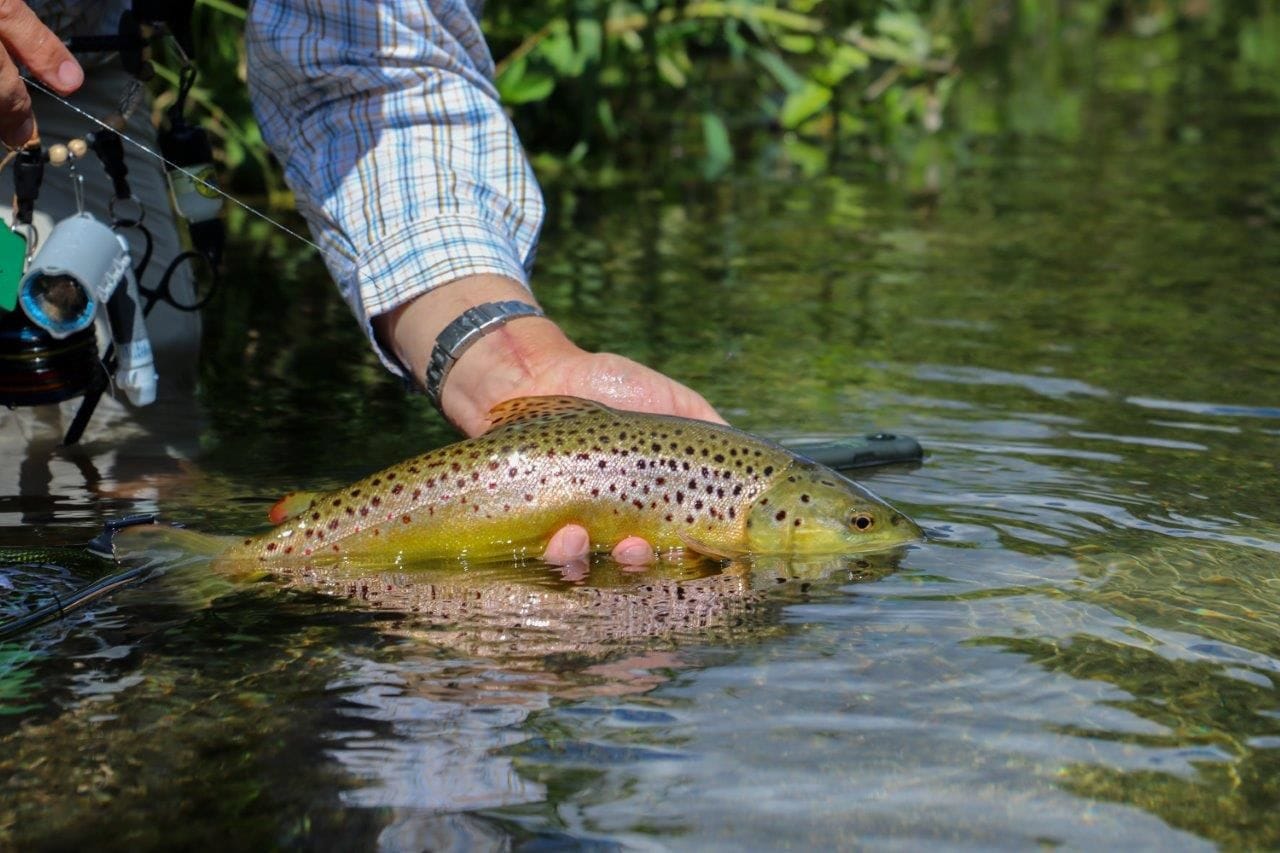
[402, 515, 411, 524]
[266, 542, 278, 552]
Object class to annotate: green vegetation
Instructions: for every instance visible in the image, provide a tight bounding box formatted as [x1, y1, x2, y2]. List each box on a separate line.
[169, 0, 1280, 192]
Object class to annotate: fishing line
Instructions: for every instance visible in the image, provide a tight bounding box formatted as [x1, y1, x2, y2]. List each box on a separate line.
[20, 74, 349, 261]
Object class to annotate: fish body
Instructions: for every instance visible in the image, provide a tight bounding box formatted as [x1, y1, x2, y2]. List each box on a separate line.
[224, 396, 920, 566]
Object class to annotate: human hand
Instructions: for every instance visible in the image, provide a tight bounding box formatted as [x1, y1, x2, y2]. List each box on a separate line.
[478, 346, 724, 567]
[0, 2, 83, 147]
[374, 274, 726, 566]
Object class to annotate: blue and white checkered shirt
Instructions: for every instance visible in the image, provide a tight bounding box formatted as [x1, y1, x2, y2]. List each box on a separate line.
[247, 0, 544, 376]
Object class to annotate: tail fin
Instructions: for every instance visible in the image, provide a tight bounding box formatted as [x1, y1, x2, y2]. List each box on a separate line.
[112, 523, 235, 564]
[111, 524, 263, 610]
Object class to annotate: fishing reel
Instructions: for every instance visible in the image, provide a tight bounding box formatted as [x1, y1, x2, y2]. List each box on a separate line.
[0, 212, 158, 413]
[0, 0, 225, 443]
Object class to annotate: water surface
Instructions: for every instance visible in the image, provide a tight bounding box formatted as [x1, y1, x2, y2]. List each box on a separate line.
[2, 95, 1278, 849]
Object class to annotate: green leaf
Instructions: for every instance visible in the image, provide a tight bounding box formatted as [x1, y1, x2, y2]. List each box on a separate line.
[496, 57, 557, 105]
[538, 23, 583, 76]
[657, 53, 688, 88]
[778, 34, 816, 54]
[701, 111, 733, 179]
[597, 98, 619, 140]
[575, 19, 603, 65]
[780, 81, 832, 129]
[750, 47, 806, 93]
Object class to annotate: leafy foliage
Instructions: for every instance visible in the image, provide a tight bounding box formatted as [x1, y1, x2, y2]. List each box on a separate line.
[170, 0, 1280, 188]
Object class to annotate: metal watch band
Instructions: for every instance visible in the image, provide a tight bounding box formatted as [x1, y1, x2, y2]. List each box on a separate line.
[424, 300, 545, 411]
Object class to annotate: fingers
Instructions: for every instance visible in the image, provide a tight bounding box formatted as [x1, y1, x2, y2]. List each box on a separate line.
[0, 1, 81, 92]
[611, 536, 655, 565]
[542, 524, 590, 565]
[0, 2, 83, 147]
[541, 525, 657, 566]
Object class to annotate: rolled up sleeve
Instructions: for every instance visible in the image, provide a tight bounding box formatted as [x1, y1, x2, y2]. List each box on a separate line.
[246, 0, 543, 375]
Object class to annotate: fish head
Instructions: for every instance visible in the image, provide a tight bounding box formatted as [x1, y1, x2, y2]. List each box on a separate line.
[743, 462, 921, 555]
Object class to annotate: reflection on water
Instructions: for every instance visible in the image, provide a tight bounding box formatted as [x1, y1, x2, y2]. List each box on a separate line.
[3, 100, 1280, 849]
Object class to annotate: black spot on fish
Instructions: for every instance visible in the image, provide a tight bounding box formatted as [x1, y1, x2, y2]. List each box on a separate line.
[763, 466, 774, 476]
[775, 510, 787, 521]
[801, 494, 811, 503]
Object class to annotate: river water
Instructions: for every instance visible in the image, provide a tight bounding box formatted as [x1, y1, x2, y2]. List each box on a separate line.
[1, 91, 1278, 849]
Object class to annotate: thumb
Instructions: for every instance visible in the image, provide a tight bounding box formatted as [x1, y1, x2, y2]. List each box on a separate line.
[0, 3, 82, 94]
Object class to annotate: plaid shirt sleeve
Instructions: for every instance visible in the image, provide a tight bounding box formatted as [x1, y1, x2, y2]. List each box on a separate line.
[245, 0, 544, 377]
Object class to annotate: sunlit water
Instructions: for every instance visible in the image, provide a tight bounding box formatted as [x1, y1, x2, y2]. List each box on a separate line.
[2, 103, 1279, 849]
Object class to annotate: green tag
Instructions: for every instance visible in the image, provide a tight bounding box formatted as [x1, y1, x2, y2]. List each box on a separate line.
[0, 227, 27, 312]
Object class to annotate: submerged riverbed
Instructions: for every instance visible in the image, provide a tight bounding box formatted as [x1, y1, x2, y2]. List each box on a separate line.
[2, 89, 1279, 848]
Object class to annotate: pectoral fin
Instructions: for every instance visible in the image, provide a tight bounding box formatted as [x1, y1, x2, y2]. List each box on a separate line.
[677, 532, 746, 561]
[268, 491, 320, 525]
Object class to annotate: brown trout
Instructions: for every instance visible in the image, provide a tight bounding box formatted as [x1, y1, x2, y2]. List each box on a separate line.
[192, 396, 920, 566]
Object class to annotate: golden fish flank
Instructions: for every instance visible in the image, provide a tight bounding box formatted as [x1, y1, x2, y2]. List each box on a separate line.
[227, 396, 921, 564]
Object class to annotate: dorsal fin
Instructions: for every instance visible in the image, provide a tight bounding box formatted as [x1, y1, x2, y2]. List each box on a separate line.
[486, 396, 611, 430]
[267, 490, 321, 525]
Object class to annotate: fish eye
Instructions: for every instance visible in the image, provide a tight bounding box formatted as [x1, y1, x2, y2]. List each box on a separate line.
[850, 512, 876, 531]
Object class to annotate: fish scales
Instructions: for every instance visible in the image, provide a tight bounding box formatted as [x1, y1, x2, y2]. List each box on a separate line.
[225, 396, 919, 565]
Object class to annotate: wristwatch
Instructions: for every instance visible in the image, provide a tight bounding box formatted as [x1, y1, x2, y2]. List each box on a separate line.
[424, 300, 545, 412]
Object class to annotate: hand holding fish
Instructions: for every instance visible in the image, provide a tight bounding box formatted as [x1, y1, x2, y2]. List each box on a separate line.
[375, 274, 725, 564]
